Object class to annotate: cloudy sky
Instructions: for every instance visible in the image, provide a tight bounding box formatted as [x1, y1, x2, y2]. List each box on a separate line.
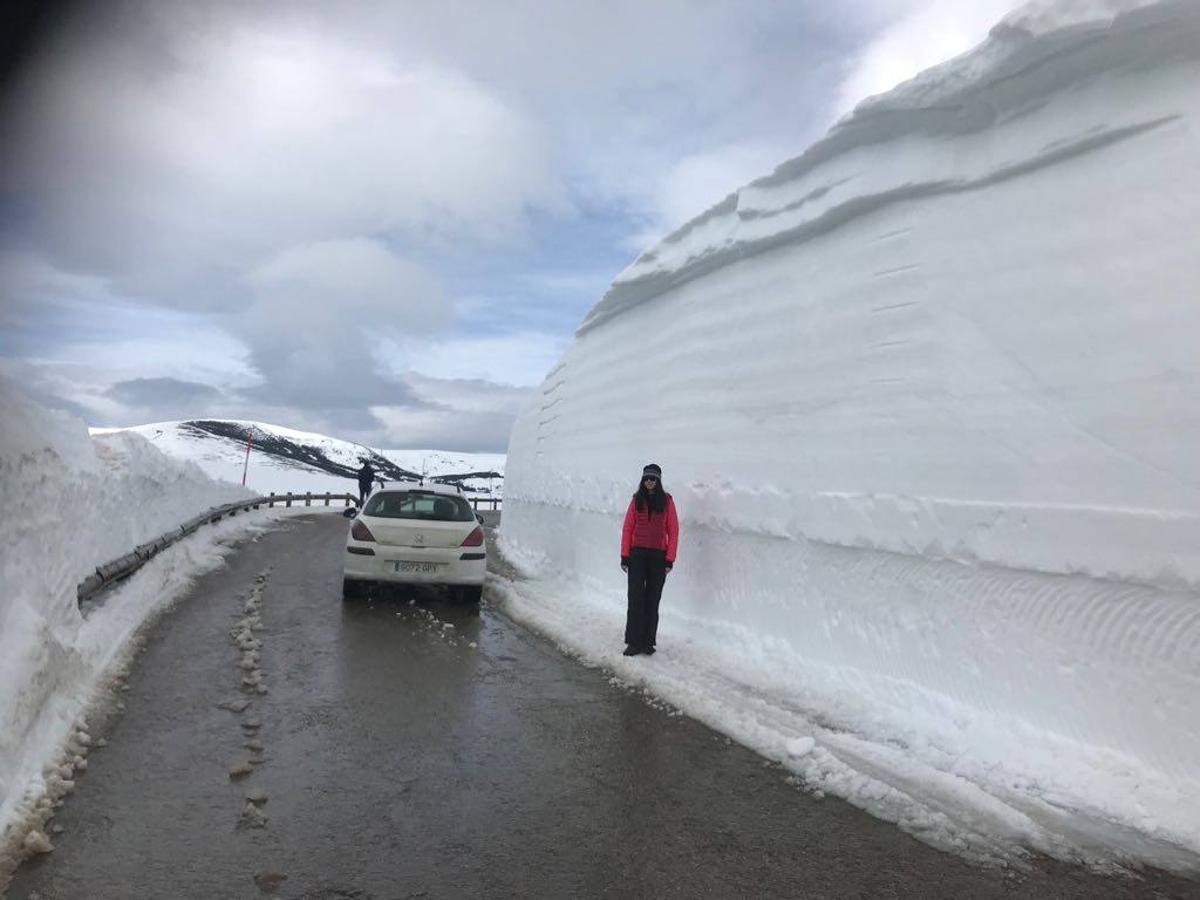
[0, 0, 1021, 451]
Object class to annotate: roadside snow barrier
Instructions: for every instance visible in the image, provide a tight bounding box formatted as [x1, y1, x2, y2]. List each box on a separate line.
[501, 0, 1200, 873]
[75, 492, 357, 606]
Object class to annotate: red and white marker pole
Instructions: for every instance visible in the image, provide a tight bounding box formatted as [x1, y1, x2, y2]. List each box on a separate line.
[241, 433, 253, 486]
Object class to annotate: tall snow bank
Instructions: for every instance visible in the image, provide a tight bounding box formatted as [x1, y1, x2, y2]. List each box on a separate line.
[0, 379, 257, 856]
[502, 0, 1200, 872]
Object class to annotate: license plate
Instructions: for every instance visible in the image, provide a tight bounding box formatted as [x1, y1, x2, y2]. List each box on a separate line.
[395, 561, 442, 574]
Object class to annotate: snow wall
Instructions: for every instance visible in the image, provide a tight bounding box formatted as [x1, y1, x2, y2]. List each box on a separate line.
[501, 0, 1200, 871]
[0, 380, 256, 866]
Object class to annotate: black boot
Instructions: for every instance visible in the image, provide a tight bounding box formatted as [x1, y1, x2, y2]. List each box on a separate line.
[622, 645, 642, 656]
[643, 646, 656, 656]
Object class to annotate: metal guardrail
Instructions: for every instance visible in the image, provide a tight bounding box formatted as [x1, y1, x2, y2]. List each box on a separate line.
[262, 491, 358, 509]
[77, 492, 355, 606]
[75, 490, 502, 606]
[262, 491, 500, 510]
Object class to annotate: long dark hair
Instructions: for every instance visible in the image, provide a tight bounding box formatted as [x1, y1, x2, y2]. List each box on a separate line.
[634, 477, 668, 515]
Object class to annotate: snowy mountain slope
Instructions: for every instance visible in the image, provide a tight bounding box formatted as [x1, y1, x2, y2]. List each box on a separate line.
[501, 0, 1200, 873]
[91, 420, 505, 498]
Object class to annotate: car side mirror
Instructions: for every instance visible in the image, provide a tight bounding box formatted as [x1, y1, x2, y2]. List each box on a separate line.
[343, 507, 358, 518]
[476, 513, 484, 524]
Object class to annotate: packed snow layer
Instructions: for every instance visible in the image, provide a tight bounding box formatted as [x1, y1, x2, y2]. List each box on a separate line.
[0, 381, 277, 858]
[91, 421, 505, 498]
[502, 0, 1200, 872]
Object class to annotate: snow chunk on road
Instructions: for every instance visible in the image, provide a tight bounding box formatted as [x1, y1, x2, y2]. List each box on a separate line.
[786, 737, 816, 758]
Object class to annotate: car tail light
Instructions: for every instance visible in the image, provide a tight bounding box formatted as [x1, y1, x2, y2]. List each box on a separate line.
[460, 525, 484, 547]
[351, 520, 376, 542]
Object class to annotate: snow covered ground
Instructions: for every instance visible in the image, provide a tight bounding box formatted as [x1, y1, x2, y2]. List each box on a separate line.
[92, 421, 505, 499]
[0, 382, 293, 869]
[500, 0, 1200, 874]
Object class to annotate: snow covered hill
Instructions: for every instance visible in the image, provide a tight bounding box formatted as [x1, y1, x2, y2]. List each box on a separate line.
[500, 0, 1200, 874]
[91, 420, 505, 499]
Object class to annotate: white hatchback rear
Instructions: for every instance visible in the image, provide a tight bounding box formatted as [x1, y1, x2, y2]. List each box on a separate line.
[343, 483, 486, 602]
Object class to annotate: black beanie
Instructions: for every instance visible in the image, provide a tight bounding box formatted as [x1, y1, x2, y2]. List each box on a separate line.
[642, 463, 662, 479]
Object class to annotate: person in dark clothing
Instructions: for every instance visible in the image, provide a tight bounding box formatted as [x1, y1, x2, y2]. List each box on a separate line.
[356, 460, 375, 507]
[620, 463, 679, 656]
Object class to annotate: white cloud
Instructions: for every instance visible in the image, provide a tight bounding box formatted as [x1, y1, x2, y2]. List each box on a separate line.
[4, 15, 565, 309]
[653, 144, 785, 226]
[50, 333, 252, 384]
[0, 4, 587, 434]
[402, 372, 533, 416]
[371, 373, 534, 452]
[8, 0, 1010, 450]
[2, 0, 855, 320]
[0, 251, 113, 329]
[616, 1, 1029, 250]
[228, 238, 450, 416]
[0, 359, 170, 425]
[619, 141, 795, 251]
[245, 238, 446, 331]
[0, 250, 254, 380]
[387, 331, 569, 389]
[833, 0, 1025, 118]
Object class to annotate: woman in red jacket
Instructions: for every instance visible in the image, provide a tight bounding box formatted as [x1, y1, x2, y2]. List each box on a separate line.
[620, 463, 679, 656]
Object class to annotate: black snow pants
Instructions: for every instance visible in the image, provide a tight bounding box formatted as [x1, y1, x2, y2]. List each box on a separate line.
[625, 547, 668, 649]
[358, 482, 371, 506]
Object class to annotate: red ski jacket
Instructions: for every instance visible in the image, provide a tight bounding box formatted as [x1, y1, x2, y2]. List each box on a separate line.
[621, 494, 679, 563]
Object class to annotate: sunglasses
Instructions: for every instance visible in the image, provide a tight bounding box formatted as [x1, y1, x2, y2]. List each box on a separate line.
[643, 475, 659, 482]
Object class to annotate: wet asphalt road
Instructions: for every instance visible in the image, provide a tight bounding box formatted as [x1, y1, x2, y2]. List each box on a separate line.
[9, 514, 1200, 900]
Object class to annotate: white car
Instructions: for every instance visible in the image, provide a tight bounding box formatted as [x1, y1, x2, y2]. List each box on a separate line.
[343, 482, 486, 603]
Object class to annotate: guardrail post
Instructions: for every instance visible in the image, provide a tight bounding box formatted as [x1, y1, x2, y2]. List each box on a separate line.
[323, 493, 329, 506]
[305, 491, 312, 507]
[286, 493, 292, 508]
[269, 492, 276, 508]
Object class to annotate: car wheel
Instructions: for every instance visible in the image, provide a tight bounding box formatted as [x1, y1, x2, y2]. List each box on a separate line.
[455, 584, 482, 605]
[343, 578, 367, 601]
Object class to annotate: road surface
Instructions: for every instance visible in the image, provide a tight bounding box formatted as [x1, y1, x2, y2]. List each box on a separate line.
[8, 514, 1198, 899]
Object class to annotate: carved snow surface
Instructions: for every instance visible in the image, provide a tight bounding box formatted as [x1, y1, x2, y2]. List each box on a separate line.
[502, 0, 1200, 874]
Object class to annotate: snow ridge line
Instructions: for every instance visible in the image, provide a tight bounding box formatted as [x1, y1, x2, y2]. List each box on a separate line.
[579, 1, 1200, 333]
[504, 486, 1200, 589]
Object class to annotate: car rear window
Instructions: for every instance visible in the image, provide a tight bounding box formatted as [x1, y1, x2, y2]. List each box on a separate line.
[363, 491, 476, 522]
